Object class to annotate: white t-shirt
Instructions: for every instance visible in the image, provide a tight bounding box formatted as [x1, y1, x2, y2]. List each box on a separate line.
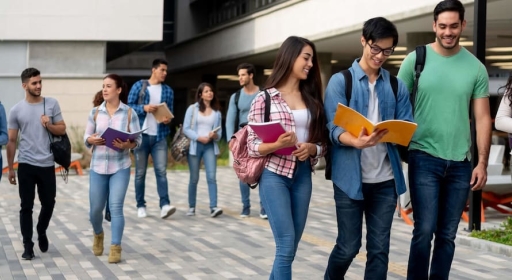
[142, 83, 162, 136]
[196, 112, 216, 137]
[292, 109, 309, 143]
[360, 81, 394, 183]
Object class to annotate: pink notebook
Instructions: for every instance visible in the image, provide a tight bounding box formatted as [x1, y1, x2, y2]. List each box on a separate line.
[248, 121, 297, 156]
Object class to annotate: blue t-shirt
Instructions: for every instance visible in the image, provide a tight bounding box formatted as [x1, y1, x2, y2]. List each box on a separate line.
[225, 88, 260, 141]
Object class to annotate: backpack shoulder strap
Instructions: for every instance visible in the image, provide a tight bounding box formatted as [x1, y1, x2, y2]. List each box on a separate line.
[411, 45, 427, 111]
[340, 70, 353, 106]
[264, 90, 271, 122]
[93, 106, 100, 122]
[389, 75, 398, 99]
[234, 89, 242, 129]
[127, 108, 132, 132]
[234, 89, 242, 110]
[415, 45, 427, 74]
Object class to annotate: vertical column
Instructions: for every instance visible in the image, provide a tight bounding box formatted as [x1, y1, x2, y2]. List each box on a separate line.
[317, 52, 333, 96]
[253, 65, 265, 88]
[315, 52, 332, 170]
[406, 32, 435, 51]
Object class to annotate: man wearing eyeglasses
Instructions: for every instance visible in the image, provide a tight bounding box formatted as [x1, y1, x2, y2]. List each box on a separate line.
[323, 17, 413, 279]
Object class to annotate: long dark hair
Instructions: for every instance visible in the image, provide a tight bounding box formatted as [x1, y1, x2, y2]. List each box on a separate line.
[196, 82, 220, 112]
[103, 74, 128, 104]
[93, 90, 104, 107]
[265, 36, 327, 144]
[502, 73, 512, 108]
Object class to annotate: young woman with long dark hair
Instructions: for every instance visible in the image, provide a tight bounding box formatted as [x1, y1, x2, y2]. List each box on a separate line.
[246, 36, 327, 279]
[84, 74, 141, 263]
[183, 82, 223, 218]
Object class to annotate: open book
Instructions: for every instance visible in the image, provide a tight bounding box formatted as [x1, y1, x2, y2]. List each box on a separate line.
[153, 103, 174, 123]
[248, 121, 297, 155]
[100, 127, 147, 151]
[333, 103, 417, 146]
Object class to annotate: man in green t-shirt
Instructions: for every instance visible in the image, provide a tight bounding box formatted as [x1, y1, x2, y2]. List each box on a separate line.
[397, 1, 491, 279]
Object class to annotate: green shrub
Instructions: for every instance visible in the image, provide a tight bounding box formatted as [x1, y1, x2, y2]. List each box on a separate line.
[470, 217, 512, 246]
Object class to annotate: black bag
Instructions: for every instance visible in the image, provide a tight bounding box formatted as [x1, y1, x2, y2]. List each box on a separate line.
[170, 105, 195, 162]
[397, 45, 426, 163]
[44, 98, 71, 181]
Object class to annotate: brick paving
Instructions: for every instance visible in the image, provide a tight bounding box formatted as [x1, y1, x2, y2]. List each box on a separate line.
[0, 167, 511, 279]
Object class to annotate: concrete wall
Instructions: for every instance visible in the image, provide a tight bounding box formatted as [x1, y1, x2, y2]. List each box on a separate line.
[167, 0, 473, 71]
[0, 41, 106, 131]
[0, 0, 163, 41]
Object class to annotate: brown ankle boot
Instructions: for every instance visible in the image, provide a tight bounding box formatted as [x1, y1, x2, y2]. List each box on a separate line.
[92, 232, 104, 256]
[108, 245, 122, 263]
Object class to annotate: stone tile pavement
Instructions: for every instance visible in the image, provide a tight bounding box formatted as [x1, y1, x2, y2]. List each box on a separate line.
[0, 167, 511, 279]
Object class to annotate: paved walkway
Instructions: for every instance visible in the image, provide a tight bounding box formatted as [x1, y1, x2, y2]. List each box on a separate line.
[0, 167, 511, 279]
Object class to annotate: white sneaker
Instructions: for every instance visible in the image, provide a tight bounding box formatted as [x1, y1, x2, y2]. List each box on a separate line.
[186, 207, 195, 216]
[161, 205, 176, 219]
[137, 207, 147, 218]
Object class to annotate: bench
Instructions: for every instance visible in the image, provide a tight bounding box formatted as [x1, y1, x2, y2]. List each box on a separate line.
[2, 150, 83, 176]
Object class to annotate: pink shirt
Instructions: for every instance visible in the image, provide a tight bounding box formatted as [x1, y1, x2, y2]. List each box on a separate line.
[247, 88, 326, 178]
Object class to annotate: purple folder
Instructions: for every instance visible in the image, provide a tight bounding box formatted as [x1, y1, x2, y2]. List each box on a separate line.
[100, 127, 146, 151]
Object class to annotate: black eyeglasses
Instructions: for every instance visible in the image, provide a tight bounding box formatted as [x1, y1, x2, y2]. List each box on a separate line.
[367, 44, 395, 56]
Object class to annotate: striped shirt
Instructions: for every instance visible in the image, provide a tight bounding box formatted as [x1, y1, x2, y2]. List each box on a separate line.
[247, 88, 326, 178]
[84, 102, 141, 175]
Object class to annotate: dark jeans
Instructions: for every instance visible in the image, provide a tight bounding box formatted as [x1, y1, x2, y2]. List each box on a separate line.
[17, 163, 56, 247]
[407, 150, 472, 280]
[325, 179, 397, 280]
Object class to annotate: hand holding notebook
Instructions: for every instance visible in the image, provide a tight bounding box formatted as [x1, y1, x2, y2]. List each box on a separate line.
[248, 121, 297, 155]
[152, 103, 174, 123]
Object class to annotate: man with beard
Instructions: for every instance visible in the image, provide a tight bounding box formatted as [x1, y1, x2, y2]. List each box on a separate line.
[397, 1, 491, 279]
[7, 68, 67, 260]
[225, 63, 267, 219]
[127, 59, 176, 219]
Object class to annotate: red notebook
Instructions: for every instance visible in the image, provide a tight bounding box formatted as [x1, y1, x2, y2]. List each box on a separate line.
[248, 121, 297, 156]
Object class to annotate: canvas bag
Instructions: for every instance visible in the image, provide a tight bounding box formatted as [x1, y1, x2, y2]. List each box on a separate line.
[229, 90, 270, 188]
[44, 98, 71, 182]
[170, 105, 195, 162]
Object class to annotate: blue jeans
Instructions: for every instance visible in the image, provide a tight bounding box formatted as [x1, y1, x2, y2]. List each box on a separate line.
[187, 142, 218, 209]
[259, 160, 312, 280]
[89, 168, 130, 245]
[134, 135, 170, 208]
[407, 150, 472, 280]
[239, 180, 264, 212]
[325, 179, 397, 280]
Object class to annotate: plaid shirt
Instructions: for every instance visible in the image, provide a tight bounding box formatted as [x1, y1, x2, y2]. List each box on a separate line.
[247, 88, 326, 178]
[84, 102, 141, 175]
[127, 80, 174, 142]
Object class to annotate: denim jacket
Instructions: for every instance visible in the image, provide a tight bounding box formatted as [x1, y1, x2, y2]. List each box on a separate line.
[183, 103, 223, 156]
[324, 59, 414, 200]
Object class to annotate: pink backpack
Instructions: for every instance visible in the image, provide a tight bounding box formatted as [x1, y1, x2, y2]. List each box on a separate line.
[229, 90, 271, 188]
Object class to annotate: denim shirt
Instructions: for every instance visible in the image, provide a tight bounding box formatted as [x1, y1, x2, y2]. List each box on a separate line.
[183, 103, 223, 156]
[324, 59, 414, 200]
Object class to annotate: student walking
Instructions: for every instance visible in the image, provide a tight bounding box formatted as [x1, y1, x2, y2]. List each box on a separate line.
[183, 83, 223, 218]
[84, 74, 141, 263]
[247, 36, 327, 279]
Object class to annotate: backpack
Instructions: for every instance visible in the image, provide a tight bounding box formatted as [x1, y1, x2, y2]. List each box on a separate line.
[44, 98, 71, 182]
[229, 90, 271, 188]
[324, 45, 426, 179]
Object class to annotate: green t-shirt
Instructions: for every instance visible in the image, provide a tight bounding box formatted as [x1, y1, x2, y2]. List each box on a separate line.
[397, 45, 489, 161]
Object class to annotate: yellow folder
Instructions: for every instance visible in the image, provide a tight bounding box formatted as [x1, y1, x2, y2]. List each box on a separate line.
[333, 103, 417, 146]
